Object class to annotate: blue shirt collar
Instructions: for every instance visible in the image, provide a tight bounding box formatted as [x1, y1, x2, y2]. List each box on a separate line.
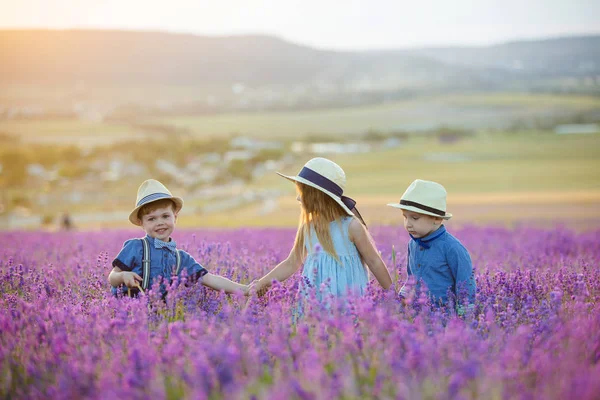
[410, 225, 446, 249]
[144, 235, 177, 251]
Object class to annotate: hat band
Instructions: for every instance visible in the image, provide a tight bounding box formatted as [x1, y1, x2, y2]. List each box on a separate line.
[298, 167, 357, 210]
[137, 192, 172, 207]
[400, 199, 445, 216]
[298, 167, 343, 197]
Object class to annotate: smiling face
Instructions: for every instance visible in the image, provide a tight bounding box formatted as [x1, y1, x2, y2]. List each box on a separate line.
[138, 199, 178, 241]
[401, 209, 442, 238]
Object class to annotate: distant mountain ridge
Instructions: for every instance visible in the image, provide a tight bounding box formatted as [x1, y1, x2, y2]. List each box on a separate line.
[407, 35, 600, 76]
[1, 30, 599, 92]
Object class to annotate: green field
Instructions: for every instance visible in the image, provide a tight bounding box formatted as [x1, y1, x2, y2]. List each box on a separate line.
[155, 93, 600, 138]
[2, 93, 600, 146]
[248, 132, 600, 195]
[184, 131, 600, 228]
[2, 92, 600, 229]
[4, 130, 600, 229]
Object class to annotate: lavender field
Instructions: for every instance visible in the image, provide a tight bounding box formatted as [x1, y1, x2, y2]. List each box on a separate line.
[1, 225, 599, 399]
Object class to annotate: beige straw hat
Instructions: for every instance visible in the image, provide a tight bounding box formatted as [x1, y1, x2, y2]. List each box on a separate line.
[387, 179, 452, 220]
[277, 157, 356, 216]
[128, 179, 184, 225]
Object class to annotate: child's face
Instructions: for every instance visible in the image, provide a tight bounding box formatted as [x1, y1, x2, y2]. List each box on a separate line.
[402, 210, 441, 238]
[140, 205, 177, 241]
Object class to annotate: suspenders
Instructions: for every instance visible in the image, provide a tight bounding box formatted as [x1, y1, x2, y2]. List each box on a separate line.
[141, 237, 151, 291]
[129, 237, 181, 295]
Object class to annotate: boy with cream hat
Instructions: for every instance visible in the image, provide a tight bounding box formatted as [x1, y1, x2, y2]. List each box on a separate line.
[388, 179, 476, 310]
[108, 179, 249, 297]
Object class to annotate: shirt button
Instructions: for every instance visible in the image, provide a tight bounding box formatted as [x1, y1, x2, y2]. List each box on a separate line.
[420, 247, 424, 251]
[418, 264, 421, 268]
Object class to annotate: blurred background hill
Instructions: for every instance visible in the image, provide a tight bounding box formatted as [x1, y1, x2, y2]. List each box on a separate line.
[1, 29, 599, 230]
[2, 30, 599, 102]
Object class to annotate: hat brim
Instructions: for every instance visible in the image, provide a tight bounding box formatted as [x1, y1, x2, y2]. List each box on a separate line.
[386, 202, 452, 220]
[129, 196, 184, 226]
[277, 172, 354, 216]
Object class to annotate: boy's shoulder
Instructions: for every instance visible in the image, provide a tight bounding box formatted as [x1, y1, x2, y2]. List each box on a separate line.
[438, 229, 469, 253]
[441, 229, 461, 243]
[175, 248, 193, 257]
[116, 237, 148, 257]
[121, 237, 147, 247]
[113, 237, 146, 267]
[409, 228, 466, 251]
[120, 237, 192, 253]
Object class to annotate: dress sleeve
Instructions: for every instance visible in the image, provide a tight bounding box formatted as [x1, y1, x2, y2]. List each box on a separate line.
[112, 239, 143, 272]
[178, 250, 209, 283]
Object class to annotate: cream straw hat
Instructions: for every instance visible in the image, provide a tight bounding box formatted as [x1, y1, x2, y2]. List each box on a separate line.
[387, 179, 452, 220]
[128, 179, 184, 226]
[277, 157, 357, 216]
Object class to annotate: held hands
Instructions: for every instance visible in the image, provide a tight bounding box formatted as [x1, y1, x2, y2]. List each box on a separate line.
[237, 280, 259, 296]
[246, 279, 269, 297]
[241, 281, 254, 296]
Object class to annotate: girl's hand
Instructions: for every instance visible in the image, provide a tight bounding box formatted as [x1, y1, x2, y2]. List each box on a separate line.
[122, 272, 143, 288]
[247, 280, 258, 296]
[248, 279, 269, 297]
[243, 281, 257, 296]
[256, 279, 270, 297]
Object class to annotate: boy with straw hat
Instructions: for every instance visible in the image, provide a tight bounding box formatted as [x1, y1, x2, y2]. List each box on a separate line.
[387, 179, 476, 311]
[108, 179, 249, 297]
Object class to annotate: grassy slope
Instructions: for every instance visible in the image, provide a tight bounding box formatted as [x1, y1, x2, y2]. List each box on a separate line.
[181, 132, 600, 228]
[155, 93, 600, 137]
[10, 130, 596, 229]
[3, 93, 600, 145]
[2, 92, 600, 228]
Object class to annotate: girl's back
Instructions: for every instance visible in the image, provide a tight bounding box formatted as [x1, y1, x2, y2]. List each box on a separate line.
[250, 157, 391, 306]
[302, 216, 368, 298]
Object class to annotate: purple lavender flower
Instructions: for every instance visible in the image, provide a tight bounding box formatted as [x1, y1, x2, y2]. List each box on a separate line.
[0, 225, 599, 398]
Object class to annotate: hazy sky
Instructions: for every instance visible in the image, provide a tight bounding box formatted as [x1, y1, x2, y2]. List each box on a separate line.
[1, 0, 598, 50]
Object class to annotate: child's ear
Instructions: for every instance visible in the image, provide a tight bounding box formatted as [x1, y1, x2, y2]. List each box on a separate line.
[434, 217, 443, 225]
[174, 212, 178, 222]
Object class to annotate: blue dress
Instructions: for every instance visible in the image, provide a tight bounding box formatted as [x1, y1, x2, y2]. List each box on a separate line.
[300, 216, 369, 300]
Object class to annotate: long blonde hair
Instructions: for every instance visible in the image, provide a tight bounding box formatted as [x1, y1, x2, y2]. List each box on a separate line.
[291, 182, 349, 262]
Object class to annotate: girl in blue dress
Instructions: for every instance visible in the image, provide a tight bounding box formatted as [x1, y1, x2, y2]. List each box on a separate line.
[251, 158, 392, 303]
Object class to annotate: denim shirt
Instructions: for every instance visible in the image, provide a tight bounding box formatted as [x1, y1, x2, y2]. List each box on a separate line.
[111, 235, 208, 296]
[399, 225, 476, 305]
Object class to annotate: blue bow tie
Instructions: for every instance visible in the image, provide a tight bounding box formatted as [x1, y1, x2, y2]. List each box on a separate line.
[410, 236, 431, 249]
[410, 226, 446, 249]
[154, 238, 177, 252]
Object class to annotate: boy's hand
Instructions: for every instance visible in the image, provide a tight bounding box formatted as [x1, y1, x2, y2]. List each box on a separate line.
[122, 272, 143, 288]
[242, 281, 255, 296]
